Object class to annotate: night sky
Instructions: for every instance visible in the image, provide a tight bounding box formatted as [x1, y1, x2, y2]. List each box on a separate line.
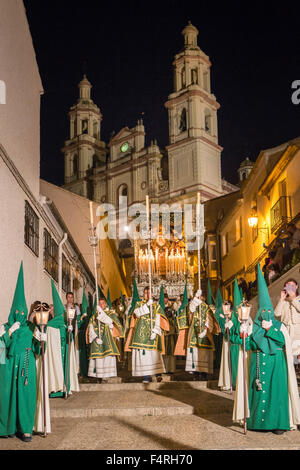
[23, 0, 300, 187]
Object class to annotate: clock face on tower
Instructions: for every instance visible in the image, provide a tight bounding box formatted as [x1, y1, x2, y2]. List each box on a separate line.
[120, 142, 129, 153]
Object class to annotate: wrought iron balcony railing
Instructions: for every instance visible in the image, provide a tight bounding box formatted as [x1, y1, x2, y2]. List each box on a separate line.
[270, 196, 292, 234]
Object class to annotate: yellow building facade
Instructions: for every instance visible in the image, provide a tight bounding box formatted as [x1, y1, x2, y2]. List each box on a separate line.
[218, 138, 300, 301]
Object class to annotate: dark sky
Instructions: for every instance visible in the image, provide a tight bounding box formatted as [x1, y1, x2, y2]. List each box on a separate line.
[23, 0, 300, 187]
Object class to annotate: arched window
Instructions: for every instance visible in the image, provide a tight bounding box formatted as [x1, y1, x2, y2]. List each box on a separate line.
[179, 108, 187, 132]
[0, 80, 6, 104]
[203, 71, 209, 91]
[92, 154, 98, 168]
[204, 109, 212, 134]
[82, 119, 88, 134]
[191, 68, 198, 85]
[73, 118, 77, 138]
[181, 67, 186, 89]
[93, 121, 98, 139]
[117, 184, 128, 208]
[73, 154, 79, 176]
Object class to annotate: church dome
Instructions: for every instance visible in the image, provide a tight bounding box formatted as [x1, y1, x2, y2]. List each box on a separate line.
[239, 157, 253, 168]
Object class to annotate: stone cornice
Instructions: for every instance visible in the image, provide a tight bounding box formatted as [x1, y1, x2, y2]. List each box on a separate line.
[165, 88, 220, 110]
[62, 138, 107, 153]
[166, 135, 223, 152]
[258, 145, 299, 197]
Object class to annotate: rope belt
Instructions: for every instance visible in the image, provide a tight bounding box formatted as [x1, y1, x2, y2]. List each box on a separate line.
[21, 348, 32, 386]
[255, 350, 262, 391]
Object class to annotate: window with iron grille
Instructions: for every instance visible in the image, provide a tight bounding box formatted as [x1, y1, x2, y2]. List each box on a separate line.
[24, 201, 39, 256]
[62, 254, 71, 293]
[43, 229, 59, 281]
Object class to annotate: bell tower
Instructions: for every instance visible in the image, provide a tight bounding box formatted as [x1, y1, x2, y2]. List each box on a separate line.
[165, 22, 223, 201]
[62, 75, 107, 198]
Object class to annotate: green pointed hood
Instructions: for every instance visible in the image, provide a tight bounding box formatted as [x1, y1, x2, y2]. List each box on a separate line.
[48, 279, 66, 328]
[207, 279, 214, 305]
[233, 277, 242, 310]
[51, 279, 65, 317]
[252, 263, 281, 354]
[8, 262, 28, 326]
[215, 288, 223, 310]
[178, 283, 188, 315]
[121, 291, 125, 307]
[239, 287, 243, 300]
[128, 279, 140, 315]
[159, 285, 165, 312]
[81, 290, 89, 315]
[231, 277, 242, 319]
[107, 288, 112, 308]
[256, 263, 275, 322]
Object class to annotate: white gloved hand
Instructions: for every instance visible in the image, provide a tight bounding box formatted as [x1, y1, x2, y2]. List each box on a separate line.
[0, 325, 5, 337]
[225, 320, 233, 330]
[193, 296, 202, 306]
[195, 289, 202, 298]
[240, 322, 248, 334]
[147, 299, 153, 307]
[97, 307, 113, 328]
[262, 320, 272, 330]
[135, 304, 150, 317]
[68, 325, 73, 332]
[9, 322, 20, 335]
[199, 329, 207, 339]
[190, 297, 202, 313]
[150, 332, 157, 341]
[95, 337, 103, 345]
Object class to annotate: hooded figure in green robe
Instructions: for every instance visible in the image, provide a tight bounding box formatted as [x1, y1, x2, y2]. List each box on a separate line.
[161, 286, 177, 374]
[77, 290, 90, 377]
[206, 281, 222, 370]
[217, 278, 242, 389]
[233, 263, 300, 433]
[0, 263, 43, 441]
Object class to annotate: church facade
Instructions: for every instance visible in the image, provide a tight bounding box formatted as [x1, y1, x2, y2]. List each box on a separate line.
[62, 22, 237, 210]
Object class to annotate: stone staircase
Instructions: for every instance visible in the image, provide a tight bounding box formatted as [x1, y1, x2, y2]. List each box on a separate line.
[49, 370, 234, 420]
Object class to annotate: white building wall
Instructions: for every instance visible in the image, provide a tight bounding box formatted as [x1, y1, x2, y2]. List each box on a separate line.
[0, 0, 43, 200]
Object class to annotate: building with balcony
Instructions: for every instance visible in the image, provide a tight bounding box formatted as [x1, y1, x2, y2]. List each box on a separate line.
[215, 137, 300, 302]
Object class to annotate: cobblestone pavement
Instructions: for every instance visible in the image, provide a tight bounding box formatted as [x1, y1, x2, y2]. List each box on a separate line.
[1, 375, 300, 451]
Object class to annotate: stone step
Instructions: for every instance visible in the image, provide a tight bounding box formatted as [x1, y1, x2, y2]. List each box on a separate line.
[50, 385, 234, 419]
[78, 379, 219, 392]
[50, 391, 194, 418]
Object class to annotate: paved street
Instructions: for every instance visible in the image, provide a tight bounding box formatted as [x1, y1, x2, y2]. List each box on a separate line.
[1, 376, 300, 450]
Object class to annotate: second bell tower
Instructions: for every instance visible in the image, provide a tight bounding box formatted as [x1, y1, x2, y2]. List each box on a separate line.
[165, 22, 223, 201]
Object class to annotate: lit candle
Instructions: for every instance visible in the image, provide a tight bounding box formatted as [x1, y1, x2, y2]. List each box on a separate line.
[165, 248, 168, 275]
[89, 201, 94, 226]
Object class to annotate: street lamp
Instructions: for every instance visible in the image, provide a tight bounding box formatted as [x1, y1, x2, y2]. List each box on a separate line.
[247, 211, 269, 242]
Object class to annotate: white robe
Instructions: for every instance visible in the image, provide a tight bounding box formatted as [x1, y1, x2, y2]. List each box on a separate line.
[34, 326, 79, 434]
[185, 347, 213, 374]
[131, 349, 166, 376]
[218, 337, 232, 391]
